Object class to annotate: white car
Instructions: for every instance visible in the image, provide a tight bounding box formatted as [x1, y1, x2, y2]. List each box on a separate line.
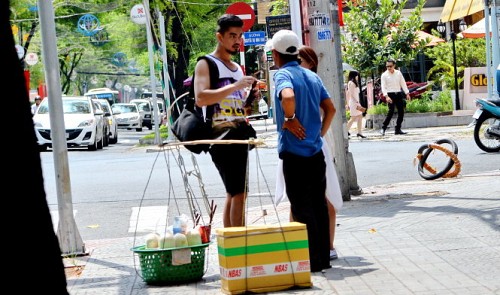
[130, 99, 153, 130]
[93, 99, 118, 144]
[33, 96, 105, 151]
[111, 103, 143, 132]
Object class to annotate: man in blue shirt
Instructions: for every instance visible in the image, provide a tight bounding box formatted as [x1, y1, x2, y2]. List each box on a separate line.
[267, 30, 336, 272]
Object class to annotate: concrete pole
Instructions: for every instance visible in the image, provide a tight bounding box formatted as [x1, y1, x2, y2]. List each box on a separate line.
[158, 11, 175, 141]
[143, 1, 160, 145]
[302, 0, 361, 200]
[38, 0, 85, 255]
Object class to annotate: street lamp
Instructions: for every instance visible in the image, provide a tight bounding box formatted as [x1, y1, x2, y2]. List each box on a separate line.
[437, 20, 467, 110]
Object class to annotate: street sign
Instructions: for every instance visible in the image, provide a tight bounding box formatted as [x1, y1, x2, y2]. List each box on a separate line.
[243, 31, 266, 46]
[25, 52, 38, 65]
[265, 15, 292, 39]
[226, 2, 255, 31]
[130, 3, 147, 25]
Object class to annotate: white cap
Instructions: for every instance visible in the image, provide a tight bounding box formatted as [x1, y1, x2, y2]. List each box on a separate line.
[265, 30, 300, 55]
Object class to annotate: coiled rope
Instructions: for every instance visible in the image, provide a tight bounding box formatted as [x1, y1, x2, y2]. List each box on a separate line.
[414, 138, 461, 180]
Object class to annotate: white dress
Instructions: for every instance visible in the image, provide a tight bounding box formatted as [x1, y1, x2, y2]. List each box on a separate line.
[274, 138, 343, 212]
[346, 80, 362, 116]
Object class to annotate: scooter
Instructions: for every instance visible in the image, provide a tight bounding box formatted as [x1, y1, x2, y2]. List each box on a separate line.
[470, 98, 500, 153]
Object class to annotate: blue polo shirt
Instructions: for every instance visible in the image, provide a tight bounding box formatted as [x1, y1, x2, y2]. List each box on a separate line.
[273, 61, 331, 157]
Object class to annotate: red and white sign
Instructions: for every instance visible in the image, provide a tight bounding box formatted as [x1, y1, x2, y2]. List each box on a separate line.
[25, 52, 38, 65]
[130, 3, 147, 25]
[226, 2, 255, 32]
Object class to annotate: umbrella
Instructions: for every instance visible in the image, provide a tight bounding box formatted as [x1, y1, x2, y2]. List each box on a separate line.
[342, 62, 356, 71]
[388, 28, 444, 47]
[416, 30, 445, 46]
[459, 17, 491, 39]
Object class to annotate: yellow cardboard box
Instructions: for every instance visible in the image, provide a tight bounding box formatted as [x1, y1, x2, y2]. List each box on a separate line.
[216, 222, 312, 294]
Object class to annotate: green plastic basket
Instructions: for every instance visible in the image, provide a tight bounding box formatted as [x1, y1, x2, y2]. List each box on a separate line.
[131, 243, 209, 285]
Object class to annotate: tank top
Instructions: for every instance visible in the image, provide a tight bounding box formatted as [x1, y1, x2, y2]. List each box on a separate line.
[205, 55, 246, 127]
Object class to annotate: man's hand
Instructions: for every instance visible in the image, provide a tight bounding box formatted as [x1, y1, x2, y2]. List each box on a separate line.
[386, 96, 393, 104]
[235, 76, 257, 91]
[283, 119, 306, 140]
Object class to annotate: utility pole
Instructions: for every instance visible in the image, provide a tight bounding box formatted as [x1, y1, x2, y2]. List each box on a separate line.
[38, 0, 85, 255]
[301, 0, 361, 200]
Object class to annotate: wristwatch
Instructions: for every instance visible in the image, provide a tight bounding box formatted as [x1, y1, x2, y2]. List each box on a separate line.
[284, 113, 296, 122]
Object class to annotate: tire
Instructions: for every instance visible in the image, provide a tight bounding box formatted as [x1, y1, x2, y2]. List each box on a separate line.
[103, 129, 109, 147]
[97, 136, 103, 149]
[473, 113, 500, 153]
[417, 138, 458, 180]
[88, 137, 98, 151]
[110, 132, 118, 144]
[136, 127, 143, 132]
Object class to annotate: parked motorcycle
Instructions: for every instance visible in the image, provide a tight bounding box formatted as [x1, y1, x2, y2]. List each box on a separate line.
[363, 79, 432, 104]
[470, 98, 500, 153]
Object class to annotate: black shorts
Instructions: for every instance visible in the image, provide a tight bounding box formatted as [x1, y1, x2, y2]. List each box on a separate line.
[209, 123, 254, 196]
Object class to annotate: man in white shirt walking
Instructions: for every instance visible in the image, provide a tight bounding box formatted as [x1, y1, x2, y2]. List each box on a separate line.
[380, 58, 410, 135]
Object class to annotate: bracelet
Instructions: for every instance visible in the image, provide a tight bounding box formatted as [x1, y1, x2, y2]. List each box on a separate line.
[284, 113, 296, 122]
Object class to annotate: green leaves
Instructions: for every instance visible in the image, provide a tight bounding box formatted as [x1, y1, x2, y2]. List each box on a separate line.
[342, 0, 426, 77]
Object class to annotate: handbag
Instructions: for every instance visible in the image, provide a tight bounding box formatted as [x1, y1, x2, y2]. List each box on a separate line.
[356, 105, 367, 112]
[171, 56, 219, 154]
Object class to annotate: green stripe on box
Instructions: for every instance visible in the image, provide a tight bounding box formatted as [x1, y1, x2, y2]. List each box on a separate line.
[218, 240, 308, 257]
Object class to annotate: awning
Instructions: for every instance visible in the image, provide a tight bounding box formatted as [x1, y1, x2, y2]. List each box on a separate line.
[458, 17, 492, 39]
[440, 0, 484, 23]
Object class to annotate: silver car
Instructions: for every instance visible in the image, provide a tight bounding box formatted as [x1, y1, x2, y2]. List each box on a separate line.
[111, 103, 143, 132]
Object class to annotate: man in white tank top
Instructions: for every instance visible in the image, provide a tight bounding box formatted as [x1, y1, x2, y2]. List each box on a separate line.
[193, 14, 257, 227]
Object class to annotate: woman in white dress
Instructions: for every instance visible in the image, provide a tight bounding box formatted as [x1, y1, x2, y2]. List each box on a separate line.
[345, 70, 366, 138]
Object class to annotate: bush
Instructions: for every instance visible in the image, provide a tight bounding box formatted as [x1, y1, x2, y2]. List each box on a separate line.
[364, 89, 453, 115]
[142, 125, 169, 140]
[366, 102, 388, 115]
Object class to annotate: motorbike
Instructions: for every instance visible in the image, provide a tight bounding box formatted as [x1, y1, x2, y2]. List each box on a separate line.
[362, 79, 432, 104]
[470, 98, 500, 153]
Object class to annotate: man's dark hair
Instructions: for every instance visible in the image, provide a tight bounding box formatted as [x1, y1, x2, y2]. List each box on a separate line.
[217, 14, 243, 34]
[276, 52, 300, 64]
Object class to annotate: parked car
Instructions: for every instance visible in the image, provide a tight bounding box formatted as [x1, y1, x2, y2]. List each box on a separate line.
[247, 98, 269, 120]
[130, 98, 153, 130]
[93, 99, 118, 144]
[111, 103, 143, 132]
[33, 95, 105, 151]
[92, 100, 110, 147]
[141, 92, 166, 126]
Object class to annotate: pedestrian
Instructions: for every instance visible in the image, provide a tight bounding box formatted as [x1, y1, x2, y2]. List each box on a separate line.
[345, 70, 366, 138]
[267, 30, 336, 272]
[192, 14, 257, 228]
[380, 58, 411, 135]
[298, 45, 341, 260]
[31, 95, 42, 115]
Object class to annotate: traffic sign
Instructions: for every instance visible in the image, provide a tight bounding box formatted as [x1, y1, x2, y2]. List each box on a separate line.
[243, 31, 266, 46]
[226, 2, 255, 31]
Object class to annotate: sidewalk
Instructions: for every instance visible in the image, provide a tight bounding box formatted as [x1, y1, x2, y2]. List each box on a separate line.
[65, 166, 500, 294]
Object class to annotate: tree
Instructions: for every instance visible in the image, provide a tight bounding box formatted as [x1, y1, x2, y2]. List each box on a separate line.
[425, 35, 486, 91]
[342, 0, 426, 84]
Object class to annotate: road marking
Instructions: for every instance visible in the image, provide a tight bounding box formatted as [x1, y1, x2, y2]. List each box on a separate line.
[129, 206, 169, 233]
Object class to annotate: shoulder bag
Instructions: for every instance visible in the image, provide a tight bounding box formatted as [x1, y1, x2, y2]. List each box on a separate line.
[171, 56, 219, 154]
